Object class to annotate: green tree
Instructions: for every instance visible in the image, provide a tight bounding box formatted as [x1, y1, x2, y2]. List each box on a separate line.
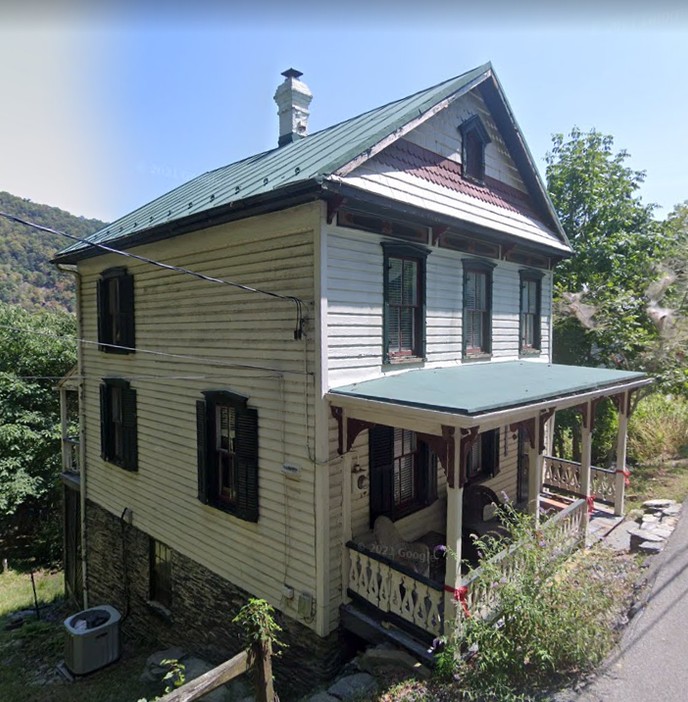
[0, 302, 76, 564]
[546, 129, 669, 373]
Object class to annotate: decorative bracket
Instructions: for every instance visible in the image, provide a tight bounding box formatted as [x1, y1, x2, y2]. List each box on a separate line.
[459, 426, 479, 487]
[326, 195, 345, 224]
[418, 425, 456, 487]
[538, 408, 555, 453]
[330, 405, 374, 454]
[431, 225, 448, 246]
[509, 418, 536, 450]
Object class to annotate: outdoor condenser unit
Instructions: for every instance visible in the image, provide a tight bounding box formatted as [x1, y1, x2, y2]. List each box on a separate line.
[64, 605, 121, 675]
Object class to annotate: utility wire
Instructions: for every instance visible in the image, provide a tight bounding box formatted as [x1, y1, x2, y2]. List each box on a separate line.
[0, 211, 306, 340]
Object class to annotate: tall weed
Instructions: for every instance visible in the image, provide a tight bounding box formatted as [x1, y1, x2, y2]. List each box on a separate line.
[628, 393, 688, 463]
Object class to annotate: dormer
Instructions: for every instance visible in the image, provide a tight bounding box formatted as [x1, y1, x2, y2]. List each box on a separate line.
[458, 115, 491, 184]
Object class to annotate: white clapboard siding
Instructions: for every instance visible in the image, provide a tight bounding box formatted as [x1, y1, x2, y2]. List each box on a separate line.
[79, 203, 324, 624]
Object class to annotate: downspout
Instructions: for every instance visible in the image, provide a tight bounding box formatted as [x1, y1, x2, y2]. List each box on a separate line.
[57, 263, 89, 609]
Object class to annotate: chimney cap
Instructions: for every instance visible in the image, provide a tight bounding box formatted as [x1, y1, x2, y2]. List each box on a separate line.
[281, 68, 303, 80]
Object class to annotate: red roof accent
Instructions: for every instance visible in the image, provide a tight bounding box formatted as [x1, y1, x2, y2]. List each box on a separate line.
[375, 138, 543, 221]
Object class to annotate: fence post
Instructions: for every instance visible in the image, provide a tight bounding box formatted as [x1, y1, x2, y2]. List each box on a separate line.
[252, 637, 276, 702]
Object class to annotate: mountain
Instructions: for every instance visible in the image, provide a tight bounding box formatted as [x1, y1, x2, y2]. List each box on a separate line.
[0, 192, 107, 313]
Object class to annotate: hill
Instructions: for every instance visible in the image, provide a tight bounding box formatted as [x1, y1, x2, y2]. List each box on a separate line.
[0, 192, 107, 313]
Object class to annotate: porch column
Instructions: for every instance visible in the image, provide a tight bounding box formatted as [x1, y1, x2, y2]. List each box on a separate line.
[444, 483, 463, 633]
[614, 393, 629, 516]
[527, 418, 541, 521]
[580, 401, 593, 519]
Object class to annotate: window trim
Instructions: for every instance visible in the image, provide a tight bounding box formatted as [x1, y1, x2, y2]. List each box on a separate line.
[97, 267, 135, 354]
[381, 241, 430, 365]
[196, 389, 259, 523]
[100, 378, 138, 471]
[462, 258, 495, 359]
[458, 115, 491, 184]
[519, 269, 544, 356]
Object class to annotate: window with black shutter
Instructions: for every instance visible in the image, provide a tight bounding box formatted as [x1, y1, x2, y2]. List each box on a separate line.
[369, 425, 437, 525]
[519, 269, 543, 354]
[458, 115, 491, 183]
[196, 390, 259, 522]
[465, 429, 500, 483]
[381, 242, 430, 364]
[462, 258, 495, 358]
[97, 267, 135, 353]
[100, 378, 138, 471]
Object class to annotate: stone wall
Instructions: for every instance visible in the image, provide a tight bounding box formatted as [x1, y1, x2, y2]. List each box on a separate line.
[84, 500, 351, 699]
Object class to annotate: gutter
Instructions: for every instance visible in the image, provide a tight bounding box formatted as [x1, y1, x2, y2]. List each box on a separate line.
[56, 263, 89, 609]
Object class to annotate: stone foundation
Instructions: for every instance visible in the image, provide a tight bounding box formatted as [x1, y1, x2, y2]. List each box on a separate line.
[84, 500, 350, 699]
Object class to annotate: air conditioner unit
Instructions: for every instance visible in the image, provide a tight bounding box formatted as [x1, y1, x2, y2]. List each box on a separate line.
[64, 605, 121, 675]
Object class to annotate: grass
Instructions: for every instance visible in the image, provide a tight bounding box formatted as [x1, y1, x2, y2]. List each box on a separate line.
[625, 458, 688, 511]
[0, 569, 159, 702]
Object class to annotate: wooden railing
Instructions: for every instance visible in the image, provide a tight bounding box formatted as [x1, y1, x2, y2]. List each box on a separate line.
[346, 541, 444, 636]
[543, 456, 616, 505]
[62, 436, 80, 474]
[459, 498, 588, 623]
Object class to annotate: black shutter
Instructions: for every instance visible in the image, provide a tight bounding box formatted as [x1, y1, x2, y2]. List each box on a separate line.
[369, 425, 394, 525]
[235, 407, 259, 522]
[485, 429, 500, 477]
[100, 384, 110, 459]
[419, 257, 427, 359]
[196, 400, 210, 505]
[485, 270, 493, 354]
[119, 272, 136, 351]
[461, 268, 469, 354]
[382, 254, 391, 364]
[121, 385, 138, 471]
[97, 278, 107, 350]
[419, 443, 438, 504]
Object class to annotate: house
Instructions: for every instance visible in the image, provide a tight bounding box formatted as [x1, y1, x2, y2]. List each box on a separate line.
[54, 64, 649, 686]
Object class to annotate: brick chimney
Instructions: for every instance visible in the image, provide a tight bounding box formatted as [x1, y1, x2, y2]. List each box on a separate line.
[274, 68, 312, 147]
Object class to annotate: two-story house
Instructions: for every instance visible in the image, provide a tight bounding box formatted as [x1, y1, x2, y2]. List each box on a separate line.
[54, 63, 649, 688]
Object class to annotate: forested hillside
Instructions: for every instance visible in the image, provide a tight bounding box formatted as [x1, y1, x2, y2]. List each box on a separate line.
[0, 191, 106, 312]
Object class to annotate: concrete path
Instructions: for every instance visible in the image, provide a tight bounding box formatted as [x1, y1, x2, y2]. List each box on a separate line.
[566, 500, 688, 702]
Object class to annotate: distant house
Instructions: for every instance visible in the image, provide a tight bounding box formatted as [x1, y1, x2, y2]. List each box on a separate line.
[54, 64, 649, 687]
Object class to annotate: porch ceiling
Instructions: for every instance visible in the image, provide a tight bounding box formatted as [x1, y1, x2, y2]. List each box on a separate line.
[327, 361, 650, 420]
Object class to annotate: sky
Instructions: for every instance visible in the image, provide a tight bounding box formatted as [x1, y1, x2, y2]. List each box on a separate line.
[1, 2, 687, 224]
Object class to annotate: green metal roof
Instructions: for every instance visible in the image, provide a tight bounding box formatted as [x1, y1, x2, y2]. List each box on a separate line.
[58, 64, 493, 259]
[329, 362, 649, 416]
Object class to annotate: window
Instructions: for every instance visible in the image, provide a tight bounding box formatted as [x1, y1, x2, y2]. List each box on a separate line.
[196, 390, 259, 522]
[519, 270, 543, 354]
[458, 115, 491, 183]
[150, 540, 172, 609]
[465, 429, 500, 483]
[382, 242, 430, 364]
[100, 379, 138, 471]
[97, 267, 135, 353]
[369, 425, 437, 524]
[462, 259, 495, 357]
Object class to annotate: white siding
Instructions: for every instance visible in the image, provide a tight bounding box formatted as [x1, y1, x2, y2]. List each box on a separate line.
[79, 203, 322, 629]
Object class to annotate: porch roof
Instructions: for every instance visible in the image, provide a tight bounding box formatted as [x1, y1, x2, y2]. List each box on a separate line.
[328, 361, 649, 418]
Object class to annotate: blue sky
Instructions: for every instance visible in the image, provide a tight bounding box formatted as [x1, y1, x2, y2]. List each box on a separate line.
[1, 3, 687, 223]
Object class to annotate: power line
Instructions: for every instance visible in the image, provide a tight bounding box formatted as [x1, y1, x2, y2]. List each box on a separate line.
[0, 211, 306, 340]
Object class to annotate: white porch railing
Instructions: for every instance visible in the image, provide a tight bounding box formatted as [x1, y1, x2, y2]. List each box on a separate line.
[459, 498, 588, 623]
[62, 436, 80, 474]
[543, 456, 616, 505]
[346, 541, 444, 637]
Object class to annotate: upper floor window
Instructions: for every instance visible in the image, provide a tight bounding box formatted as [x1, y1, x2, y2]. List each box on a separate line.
[462, 259, 495, 358]
[382, 242, 430, 364]
[196, 390, 259, 522]
[97, 267, 135, 353]
[369, 425, 437, 525]
[465, 429, 500, 483]
[458, 115, 491, 183]
[520, 270, 544, 354]
[100, 378, 138, 471]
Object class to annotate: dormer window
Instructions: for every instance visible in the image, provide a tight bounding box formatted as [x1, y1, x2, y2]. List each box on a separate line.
[459, 115, 491, 183]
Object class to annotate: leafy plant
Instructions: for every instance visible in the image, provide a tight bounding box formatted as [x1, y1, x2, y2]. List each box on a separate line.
[232, 598, 284, 650]
[628, 392, 688, 463]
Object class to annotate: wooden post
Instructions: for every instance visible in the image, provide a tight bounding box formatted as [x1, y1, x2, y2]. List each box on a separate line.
[253, 638, 277, 702]
[580, 401, 593, 530]
[443, 483, 463, 634]
[614, 394, 629, 516]
[527, 418, 541, 520]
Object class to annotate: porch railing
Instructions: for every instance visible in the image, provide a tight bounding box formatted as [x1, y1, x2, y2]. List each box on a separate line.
[459, 498, 588, 622]
[543, 456, 616, 505]
[62, 436, 80, 474]
[345, 541, 444, 637]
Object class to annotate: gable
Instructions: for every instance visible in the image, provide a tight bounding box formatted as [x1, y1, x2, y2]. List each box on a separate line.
[339, 89, 568, 254]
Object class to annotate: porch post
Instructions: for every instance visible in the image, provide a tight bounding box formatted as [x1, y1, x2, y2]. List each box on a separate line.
[580, 400, 593, 518]
[444, 483, 463, 634]
[527, 418, 541, 520]
[614, 392, 629, 516]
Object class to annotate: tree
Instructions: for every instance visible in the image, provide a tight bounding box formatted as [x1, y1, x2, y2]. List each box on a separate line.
[546, 129, 671, 373]
[0, 302, 76, 563]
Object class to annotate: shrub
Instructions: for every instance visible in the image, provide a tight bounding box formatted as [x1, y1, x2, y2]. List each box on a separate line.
[628, 392, 688, 463]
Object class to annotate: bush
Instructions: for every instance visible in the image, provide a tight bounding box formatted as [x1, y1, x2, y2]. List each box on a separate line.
[628, 392, 688, 464]
[436, 507, 638, 700]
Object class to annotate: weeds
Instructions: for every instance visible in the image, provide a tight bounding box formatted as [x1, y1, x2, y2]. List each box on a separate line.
[628, 393, 688, 464]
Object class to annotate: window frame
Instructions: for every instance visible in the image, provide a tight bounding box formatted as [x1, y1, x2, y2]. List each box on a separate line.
[462, 258, 495, 359]
[97, 267, 135, 354]
[369, 425, 438, 526]
[458, 115, 491, 184]
[100, 378, 138, 471]
[465, 429, 500, 484]
[519, 269, 544, 355]
[149, 539, 173, 609]
[381, 241, 430, 365]
[196, 390, 259, 522]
